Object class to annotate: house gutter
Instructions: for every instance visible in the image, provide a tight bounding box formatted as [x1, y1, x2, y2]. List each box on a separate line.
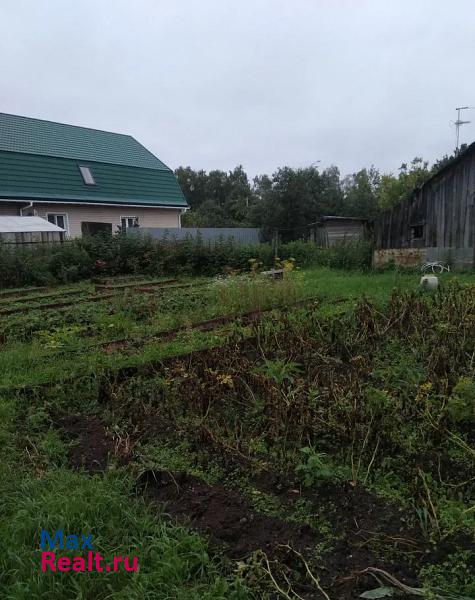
[19, 201, 34, 216]
[1, 198, 188, 210]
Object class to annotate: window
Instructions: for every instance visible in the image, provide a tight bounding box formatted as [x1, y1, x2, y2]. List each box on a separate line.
[47, 213, 69, 235]
[79, 165, 96, 185]
[121, 216, 139, 229]
[411, 224, 424, 240]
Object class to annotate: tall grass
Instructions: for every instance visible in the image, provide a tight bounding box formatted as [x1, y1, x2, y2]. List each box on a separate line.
[0, 393, 249, 599]
[211, 273, 303, 314]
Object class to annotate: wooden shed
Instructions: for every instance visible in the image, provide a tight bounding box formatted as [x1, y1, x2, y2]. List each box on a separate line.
[316, 216, 368, 246]
[374, 143, 475, 268]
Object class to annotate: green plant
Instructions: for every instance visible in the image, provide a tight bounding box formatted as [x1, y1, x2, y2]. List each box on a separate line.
[38, 429, 68, 466]
[418, 550, 475, 597]
[447, 377, 475, 423]
[36, 324, 86, 349]
[257, 359, 302, 386]
[296, 447, 335, 487]
[0, 236, 373, 289]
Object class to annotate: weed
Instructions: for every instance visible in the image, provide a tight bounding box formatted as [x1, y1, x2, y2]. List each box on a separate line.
[447, 377, 475, 424]
[256, 359, 302, 387]
[295, 447, 335, 487]
[418, 551, 475, 596]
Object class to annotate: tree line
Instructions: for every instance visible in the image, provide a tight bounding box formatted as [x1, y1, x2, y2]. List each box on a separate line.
[175, 146, 463, 240]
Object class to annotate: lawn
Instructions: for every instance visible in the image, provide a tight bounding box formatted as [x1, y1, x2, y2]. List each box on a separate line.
[0, 267, 474, 599]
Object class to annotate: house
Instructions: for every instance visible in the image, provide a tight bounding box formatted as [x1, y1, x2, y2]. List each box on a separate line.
[0, 215, 64, 244]
[374, 143, 475, 269]
[0, 113, 188, 237]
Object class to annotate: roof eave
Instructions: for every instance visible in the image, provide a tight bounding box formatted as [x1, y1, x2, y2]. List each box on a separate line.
[0, 193, 188, 209]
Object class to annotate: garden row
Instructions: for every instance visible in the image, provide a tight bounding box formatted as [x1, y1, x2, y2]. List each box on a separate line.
[1, 281, 473, 598]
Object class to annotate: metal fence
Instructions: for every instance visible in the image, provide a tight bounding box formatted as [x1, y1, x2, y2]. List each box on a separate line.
[137, 227, 263, 244]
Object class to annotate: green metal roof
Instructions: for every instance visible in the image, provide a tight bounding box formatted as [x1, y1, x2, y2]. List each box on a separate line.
[0, 151, 187, 207]
[0, 113, 188, 208]
[0, 113, 168, 170]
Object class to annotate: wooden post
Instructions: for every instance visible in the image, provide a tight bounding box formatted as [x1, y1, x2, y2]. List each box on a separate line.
[273, 229, 279, 263]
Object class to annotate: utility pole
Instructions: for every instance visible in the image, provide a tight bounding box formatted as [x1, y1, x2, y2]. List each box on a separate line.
[455, 106, 471, 153]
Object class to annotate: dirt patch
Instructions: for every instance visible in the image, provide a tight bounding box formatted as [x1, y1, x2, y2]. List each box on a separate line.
[139, 469, 430, 598]
[59, 415, 115, 473]
[139, 470, 315, 559]
[250, 472, 474, 598]
[317, 482, 422, 596]
[101, 340, 130, 353]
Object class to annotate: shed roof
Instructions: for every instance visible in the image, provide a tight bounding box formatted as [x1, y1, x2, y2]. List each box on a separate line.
[0, 216, 64, 233]
[320, 215, 368, 222]
[0, 113, 167, 170]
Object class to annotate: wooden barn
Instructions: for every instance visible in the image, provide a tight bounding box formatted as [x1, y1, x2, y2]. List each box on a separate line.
[374, 143, 475, 269]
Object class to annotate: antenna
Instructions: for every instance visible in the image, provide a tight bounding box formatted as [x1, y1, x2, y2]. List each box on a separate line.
[454, 106, 473, 153]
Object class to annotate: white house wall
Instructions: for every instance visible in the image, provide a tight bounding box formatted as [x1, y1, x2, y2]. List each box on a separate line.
[0, 201, 182, 237]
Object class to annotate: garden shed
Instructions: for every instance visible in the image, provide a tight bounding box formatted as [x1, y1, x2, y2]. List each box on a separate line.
[317, 216, 368, 245]
[0, 215, 65, 244]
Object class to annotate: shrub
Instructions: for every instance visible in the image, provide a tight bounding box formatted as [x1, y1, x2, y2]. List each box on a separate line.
[0, 235, 373, 288]
[447, 377, 475, 423]
[47, 244, 93, 282]
[279, 239, 373, 270]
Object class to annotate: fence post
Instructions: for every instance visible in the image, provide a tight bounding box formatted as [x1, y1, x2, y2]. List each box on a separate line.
[273, 229, 279, 263]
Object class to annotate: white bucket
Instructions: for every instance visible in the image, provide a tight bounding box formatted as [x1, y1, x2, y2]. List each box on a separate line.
[420, 275, 439, 290]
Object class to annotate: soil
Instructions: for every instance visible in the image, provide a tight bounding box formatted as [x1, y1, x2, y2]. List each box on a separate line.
[249, 470, 470, 597]
[58, 415, 115, 473]
[102, 340, 130, 353]
[139, 470, 315, 559]
[138, 470, 426, 598]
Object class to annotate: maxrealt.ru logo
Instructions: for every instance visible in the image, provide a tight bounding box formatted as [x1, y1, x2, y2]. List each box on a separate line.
[40, 530, 139, 573]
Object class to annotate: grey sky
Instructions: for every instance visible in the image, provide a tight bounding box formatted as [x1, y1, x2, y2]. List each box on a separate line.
[1, 0, 474, 178]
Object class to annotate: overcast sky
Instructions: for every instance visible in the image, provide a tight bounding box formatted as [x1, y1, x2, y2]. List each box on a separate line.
[1, 0, 475, 178]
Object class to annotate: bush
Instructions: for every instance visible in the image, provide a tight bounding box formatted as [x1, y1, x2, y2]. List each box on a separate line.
[279, 239, 373, 270]
[0, 235, 373, 288]
[0, 244, 55, 287]
[447, 377, 475, 423]
[47, 244, 93, 282]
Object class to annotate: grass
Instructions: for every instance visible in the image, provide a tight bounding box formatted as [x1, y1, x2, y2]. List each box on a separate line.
[0, 266, 474, 598]
[1, 267, 468, 388]
[0, 395, 248, 600]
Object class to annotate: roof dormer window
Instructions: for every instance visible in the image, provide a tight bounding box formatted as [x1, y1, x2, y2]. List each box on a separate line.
[79, 165, 96, 185]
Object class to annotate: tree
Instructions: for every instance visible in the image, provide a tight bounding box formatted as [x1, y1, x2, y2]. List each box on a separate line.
[175, 165, 255, 227]
[251, 166, 324, 241]
[342, 167, 380, 219]
[378, 157, 430, 209]
[319, 166, 345, 216]
[175, 150, 450, 231]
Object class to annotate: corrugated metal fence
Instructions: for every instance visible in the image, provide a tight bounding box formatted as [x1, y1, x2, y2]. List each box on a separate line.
[138, 227, 262, 244]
